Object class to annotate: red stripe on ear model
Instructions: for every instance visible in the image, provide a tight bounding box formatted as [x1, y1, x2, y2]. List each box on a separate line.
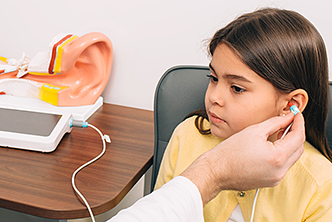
[48, 34, 73, 74]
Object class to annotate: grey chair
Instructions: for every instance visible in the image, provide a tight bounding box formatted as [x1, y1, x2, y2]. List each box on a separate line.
[151, 64, 332, 191]
[151, 65, 210, 191]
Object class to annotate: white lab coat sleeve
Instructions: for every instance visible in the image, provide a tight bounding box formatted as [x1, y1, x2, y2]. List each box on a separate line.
[108, 176, 204, 222]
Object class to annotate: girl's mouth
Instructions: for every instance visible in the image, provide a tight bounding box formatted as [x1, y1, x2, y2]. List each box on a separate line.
[208, 111, 226, 124]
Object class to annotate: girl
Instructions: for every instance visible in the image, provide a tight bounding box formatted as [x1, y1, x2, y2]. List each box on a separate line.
[155, 8, 332, 222]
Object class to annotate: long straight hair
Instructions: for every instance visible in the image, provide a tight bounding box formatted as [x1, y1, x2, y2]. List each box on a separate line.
[189, 8, 332, 162]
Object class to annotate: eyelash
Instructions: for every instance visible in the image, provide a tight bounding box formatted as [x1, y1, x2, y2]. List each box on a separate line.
[206, 74, 246, 94]
[207, 74, 218, 83]
[231, 85, 245, 94]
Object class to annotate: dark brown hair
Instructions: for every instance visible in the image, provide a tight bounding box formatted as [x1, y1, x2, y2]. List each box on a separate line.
[189, 8, 332, 162]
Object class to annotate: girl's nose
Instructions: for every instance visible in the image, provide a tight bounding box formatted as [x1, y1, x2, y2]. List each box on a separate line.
[207, 83, 226, 107]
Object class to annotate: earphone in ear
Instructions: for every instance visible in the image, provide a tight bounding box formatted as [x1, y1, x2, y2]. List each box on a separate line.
[289, 102, 300, 115]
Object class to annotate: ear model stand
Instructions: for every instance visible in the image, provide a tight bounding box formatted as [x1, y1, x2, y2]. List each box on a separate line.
[249, 103, 300, 222]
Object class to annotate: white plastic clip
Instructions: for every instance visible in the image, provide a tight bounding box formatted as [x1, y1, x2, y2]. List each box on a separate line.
[103, 135, 111, 143]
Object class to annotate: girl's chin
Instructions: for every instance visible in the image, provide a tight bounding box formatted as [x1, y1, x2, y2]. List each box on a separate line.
[210, 128, 231, 140]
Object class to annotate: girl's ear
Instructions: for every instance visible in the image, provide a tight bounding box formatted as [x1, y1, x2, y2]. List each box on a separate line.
[281, 89, 309, 114]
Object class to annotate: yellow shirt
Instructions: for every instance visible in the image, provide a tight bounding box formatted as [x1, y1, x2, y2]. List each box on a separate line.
[155, 116, 332, 222]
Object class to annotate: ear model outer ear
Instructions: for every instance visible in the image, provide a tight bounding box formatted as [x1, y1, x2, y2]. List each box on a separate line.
[0, 33, 113, 106]
[24, 32, 113, 106]
[58, 32, 113, 106]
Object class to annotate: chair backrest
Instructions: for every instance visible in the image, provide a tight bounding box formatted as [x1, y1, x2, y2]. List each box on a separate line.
[151, 65, 210, 190]
[151, 65, 332, 191]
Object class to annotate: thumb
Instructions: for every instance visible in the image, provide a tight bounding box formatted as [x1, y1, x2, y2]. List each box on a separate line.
[255, 113, 295, 138]
[276, 112, 305, 152]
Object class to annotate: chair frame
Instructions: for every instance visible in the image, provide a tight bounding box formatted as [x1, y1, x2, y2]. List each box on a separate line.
[151, 65, 210, 190]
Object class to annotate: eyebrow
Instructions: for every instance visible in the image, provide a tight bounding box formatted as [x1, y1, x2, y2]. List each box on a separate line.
[209, 63, 216, 74]
[209, 63, 252, 83]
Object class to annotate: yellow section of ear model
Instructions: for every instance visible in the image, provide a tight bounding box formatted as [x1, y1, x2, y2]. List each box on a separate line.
[39, 84, 67, 106]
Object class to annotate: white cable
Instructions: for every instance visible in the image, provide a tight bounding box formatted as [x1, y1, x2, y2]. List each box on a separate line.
[71, 123, 110, 222]
[281, 122, 293, 139]
[250, 188, 260, 222]
[249, 121, 292, 222]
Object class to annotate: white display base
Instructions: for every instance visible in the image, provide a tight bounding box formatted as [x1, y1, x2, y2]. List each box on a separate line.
[0, 96, 103, 152]
[0, 109, 72, 152]
[0, 95, 103, 121]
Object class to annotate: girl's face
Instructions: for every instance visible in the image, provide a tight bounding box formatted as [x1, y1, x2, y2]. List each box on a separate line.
[205, 43, 285, 140]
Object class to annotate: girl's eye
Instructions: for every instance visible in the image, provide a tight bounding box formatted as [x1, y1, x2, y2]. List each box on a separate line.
[207, 74, 218, 83]
[231, 85, 245, 93]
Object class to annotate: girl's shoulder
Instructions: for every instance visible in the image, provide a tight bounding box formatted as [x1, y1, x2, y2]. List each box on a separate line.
[296, 142, 332, 186]
[174, 116, 205, 136]
[173, 115, 222, 145]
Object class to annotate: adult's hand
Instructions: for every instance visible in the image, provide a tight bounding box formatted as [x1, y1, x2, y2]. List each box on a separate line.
[181, 112, 305, 205]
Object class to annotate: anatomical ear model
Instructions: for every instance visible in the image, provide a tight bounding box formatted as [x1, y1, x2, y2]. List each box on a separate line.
[0, 32, 113, 106]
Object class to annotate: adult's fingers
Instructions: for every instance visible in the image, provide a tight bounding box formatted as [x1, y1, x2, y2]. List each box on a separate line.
[277, 113, 305, 150]
[254, 112, 295, 138]
[275, 112, 305, 165]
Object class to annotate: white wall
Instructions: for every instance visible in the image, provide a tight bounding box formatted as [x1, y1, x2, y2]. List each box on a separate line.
[2, 0, 332, 110]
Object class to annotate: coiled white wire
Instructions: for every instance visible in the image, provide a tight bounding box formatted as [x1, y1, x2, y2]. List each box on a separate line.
[71, 123, 110, 222]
